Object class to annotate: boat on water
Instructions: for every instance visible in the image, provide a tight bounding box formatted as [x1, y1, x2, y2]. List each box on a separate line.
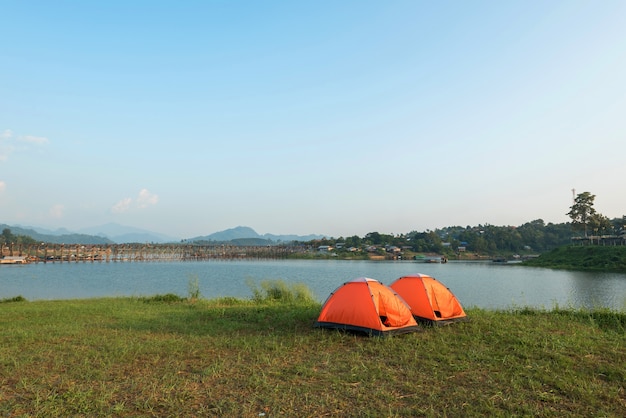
[0, 256, 29, 265]
[414, 255, 447, 264]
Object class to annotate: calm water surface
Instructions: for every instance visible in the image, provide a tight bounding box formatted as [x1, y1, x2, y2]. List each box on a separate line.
[1, 260, 625, 310]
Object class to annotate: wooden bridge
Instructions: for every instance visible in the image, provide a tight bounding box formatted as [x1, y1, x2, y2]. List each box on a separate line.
[1, 243, 311, 263]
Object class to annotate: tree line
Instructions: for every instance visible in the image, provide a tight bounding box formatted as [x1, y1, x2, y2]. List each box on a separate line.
[2, 192, 623, 256]
[310, 192, 624, 256]
[309, 220, 574, 256]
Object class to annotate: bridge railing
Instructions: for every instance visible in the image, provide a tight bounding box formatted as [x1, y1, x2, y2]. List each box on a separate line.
[2, 244, 312, 263]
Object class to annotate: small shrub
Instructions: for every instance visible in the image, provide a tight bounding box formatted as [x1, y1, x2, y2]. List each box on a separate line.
[139, 294, 185, 303]
[0, 295, 26, 303]
[512, 306, 540, 316]
[211, 296, 245, 306]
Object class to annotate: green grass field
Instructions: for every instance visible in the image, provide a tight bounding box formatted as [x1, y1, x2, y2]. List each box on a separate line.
[523, 245, 626, 272]
[1, 283, 625, 417]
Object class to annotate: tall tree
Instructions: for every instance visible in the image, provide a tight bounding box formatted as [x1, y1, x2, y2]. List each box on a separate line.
[588, 213, 611, 236]
[2, 228, 15, 244]
[566, 192, 597, 237]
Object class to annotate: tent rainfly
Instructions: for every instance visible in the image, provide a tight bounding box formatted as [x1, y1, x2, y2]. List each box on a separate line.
[390, 274, 467, 325]
[314, 277, 420, 336]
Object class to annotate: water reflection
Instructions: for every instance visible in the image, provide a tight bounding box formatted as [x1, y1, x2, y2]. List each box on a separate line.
[568, 271, 626, 310]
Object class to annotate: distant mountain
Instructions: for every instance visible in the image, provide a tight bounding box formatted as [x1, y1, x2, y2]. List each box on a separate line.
[1, 224, 114, 245]
[21, 226, 75, 236]
[2, 223, 322, 246]
[194, 226, 259, 241]
[2, 223, 176, 244]
[188, 226, 324, 244]
[77, 223, 177, 244]
[263, 232, 326, 242]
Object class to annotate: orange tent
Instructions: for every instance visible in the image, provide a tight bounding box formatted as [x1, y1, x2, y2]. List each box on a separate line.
[390, 274, 467, 325]
[315, 277, 420, 336]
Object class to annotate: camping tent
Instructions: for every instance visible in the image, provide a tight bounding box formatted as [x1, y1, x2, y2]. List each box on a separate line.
[314, 277, 420, 336]
[390, 274, 467, 325]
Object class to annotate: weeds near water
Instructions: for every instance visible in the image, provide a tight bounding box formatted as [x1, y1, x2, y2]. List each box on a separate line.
[187, 274, 201, 300]
[552, 306, 626, 332]
[247, 279, 317, 305]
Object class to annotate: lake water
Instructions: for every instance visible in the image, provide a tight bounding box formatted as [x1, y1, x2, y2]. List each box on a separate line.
[1, 260, 625, 310]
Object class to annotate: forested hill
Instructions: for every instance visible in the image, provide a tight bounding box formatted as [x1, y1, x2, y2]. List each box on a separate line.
[309, 219, 577, 256]
[0, 224, 114, 245]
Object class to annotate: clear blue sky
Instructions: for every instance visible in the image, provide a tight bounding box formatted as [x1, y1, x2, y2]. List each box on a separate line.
[2, 1, 625, 239]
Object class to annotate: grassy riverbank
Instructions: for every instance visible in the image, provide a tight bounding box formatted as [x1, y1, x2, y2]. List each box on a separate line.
[1, 291, 625, 416]
[523, 245, 626, 272]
